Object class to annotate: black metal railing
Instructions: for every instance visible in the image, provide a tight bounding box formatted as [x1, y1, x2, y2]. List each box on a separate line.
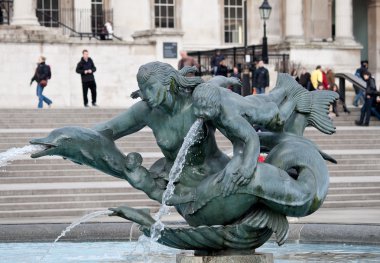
[188, 45, 289, 75]
[36, 8, 122, 41]
[335, 73, 366, 103]
[0, 0, 13, 25]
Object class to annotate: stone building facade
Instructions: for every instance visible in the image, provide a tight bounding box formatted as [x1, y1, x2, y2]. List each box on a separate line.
[0, 0, 378, 108]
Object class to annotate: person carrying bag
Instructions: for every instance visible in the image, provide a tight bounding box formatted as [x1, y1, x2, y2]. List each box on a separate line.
[30, 56, 52, 108]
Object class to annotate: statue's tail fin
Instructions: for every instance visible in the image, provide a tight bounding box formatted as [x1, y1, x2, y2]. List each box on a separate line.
[243, 206, 289, 246]
[275, 73, 339, 135]
[307, 90, 339, 135]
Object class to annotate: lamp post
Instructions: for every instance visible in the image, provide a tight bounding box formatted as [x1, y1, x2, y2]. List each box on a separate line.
[259, 0, 272, 64]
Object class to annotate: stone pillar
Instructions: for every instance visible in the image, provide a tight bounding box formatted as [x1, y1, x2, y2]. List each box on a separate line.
[335, 0, 355, 43]
[368, 0, 380, 82]
[11, 0, 39, 26]
[285, 0, 304, 42]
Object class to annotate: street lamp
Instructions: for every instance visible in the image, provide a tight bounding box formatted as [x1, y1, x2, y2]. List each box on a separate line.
[259, 0, 272, 64]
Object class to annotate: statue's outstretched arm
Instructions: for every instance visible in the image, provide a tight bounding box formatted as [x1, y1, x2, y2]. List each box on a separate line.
[93, 101, 150, 140]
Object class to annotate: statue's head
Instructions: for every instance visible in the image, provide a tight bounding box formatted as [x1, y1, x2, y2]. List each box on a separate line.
[192, 83, 221, 120]
[136, 61, 203, 108]
[125, 152, 143, 171]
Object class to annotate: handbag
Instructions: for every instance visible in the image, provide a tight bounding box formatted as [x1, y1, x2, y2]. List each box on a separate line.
[39, 80, 48, 87]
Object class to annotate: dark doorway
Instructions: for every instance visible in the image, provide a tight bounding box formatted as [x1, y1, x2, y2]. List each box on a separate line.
[353, 0, 369, 61]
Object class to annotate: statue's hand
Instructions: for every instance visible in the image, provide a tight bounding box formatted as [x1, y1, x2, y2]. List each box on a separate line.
[236, 165, 255, 185]
[214, 161, 255, 196]
[214, 162, 239, 196]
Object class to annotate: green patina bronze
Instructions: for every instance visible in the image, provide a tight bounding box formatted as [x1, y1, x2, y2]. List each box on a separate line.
[30, 61, 338, 252]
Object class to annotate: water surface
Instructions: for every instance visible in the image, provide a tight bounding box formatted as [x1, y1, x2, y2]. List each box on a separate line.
[1, 241, 380, 263]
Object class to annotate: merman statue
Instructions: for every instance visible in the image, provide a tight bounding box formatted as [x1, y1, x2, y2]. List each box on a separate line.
[30, 61, 338, 251]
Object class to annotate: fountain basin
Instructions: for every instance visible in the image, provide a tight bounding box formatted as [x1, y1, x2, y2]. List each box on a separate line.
[1, 241, 380, 263]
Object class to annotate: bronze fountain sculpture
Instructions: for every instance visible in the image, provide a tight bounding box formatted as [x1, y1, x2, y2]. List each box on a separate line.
[30, 62, 338, 254]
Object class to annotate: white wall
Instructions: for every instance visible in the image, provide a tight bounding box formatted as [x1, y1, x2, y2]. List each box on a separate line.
[181, 0, 222, 50]
[74, 0, 91, 33]
[289, 44, 361, 73]
[113, 0, 151, 41]
[0, 42, 156, 108]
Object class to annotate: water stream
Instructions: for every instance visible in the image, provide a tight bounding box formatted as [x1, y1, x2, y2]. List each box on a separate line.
[40, 210, 113, 261]
[0, 145, 46, 168]
[150, 118, 203, 241]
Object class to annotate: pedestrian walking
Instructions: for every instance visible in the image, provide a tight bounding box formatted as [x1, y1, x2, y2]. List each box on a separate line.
[230, 67, 242, 95]
[30, 56, 52, 109]
[76, 49, 98, 107]
[211, 50, 225, 76]
[252, 60, 269, 94]
[353, 60, 369, 107]
[355, 71, 378, 126]
[215, 59, 228, 77]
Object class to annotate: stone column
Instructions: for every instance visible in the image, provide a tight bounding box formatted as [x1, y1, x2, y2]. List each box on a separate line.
[285, 0, 304, 42]
[335, 0, 355, 43]
[11, 0, 40, 26]
[368, 0, 380, 82]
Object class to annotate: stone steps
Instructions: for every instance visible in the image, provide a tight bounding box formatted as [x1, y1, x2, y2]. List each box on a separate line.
[0, 186, 132, 196]
[328, 186, 380, 195]
[0, 199, 159, 211]
[322, 200, 380, 208]
[0, 206, 159, 219]
[325, 193, 380, 201]
[0, 176, 119, 184]
[0, 192, 147, 203]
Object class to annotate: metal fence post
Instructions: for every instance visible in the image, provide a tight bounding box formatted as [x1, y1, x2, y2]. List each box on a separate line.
[233, 47, 237, 67]
[339, 77, 346, 103]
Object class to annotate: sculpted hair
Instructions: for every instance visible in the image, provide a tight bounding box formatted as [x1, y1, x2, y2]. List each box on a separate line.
[137, 61, 203, 92]
[192, 83, 221, 108]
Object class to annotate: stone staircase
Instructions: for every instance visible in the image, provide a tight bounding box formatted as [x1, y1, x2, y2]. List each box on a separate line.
[0, 107, 379, 223]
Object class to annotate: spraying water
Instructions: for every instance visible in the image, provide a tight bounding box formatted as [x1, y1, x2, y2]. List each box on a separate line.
[0, 145, 46, 168]
[150, 118, 203, 241]
[40, 210, 113, 261]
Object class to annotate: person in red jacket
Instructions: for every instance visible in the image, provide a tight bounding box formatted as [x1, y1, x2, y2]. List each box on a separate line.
[322, 67, 329, 90]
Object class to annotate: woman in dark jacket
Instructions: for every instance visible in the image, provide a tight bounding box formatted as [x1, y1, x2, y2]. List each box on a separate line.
[30, 56, 52, 108]
[355, 71, 378, 126]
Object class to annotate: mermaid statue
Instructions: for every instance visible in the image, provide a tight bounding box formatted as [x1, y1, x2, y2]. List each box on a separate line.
[30, 61, 338, 252]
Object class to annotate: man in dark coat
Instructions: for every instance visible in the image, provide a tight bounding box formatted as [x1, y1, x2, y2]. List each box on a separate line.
[253, 60, 269, 94]
[355, 71, 378, 126]
[211, 50, 225, 75]
[76, 49, 97, 107]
